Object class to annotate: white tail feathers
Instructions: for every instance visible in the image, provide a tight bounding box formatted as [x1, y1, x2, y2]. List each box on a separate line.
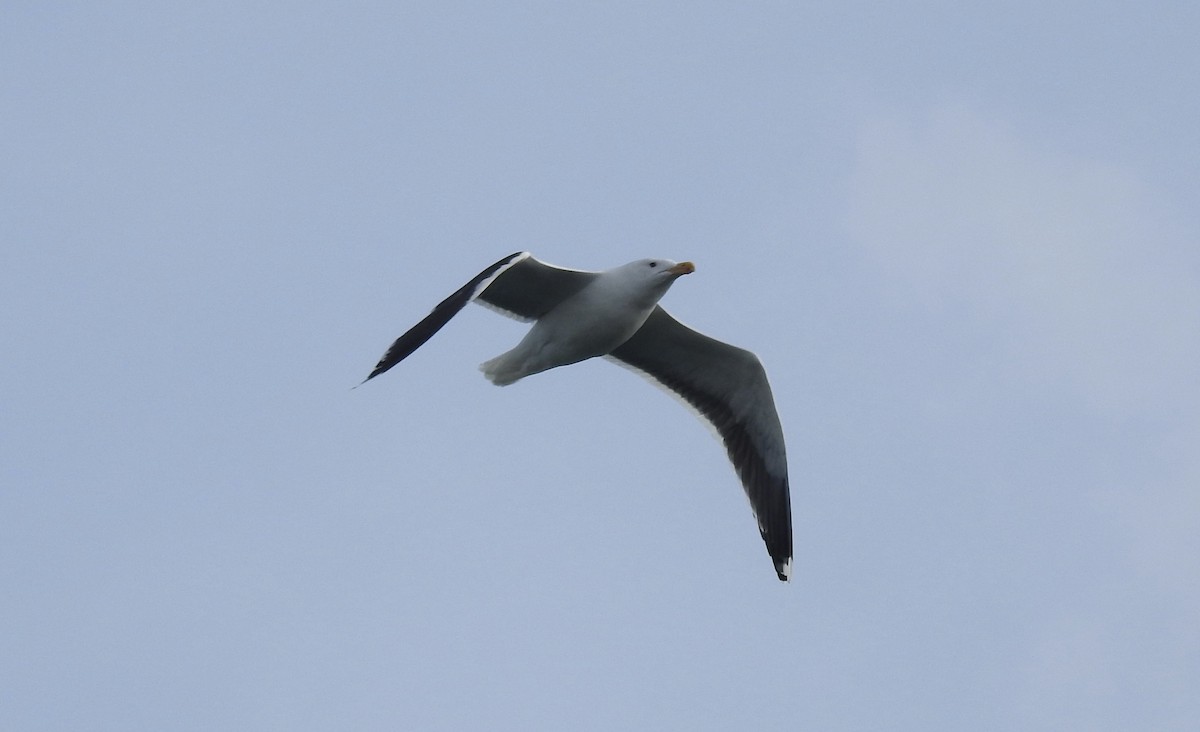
[479, 352, 525, 386]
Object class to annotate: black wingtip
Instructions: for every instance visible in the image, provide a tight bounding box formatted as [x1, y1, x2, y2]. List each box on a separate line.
[361, 252, 529, 386]
[356, 362, 387, 388]
[774, 557, 792, 582]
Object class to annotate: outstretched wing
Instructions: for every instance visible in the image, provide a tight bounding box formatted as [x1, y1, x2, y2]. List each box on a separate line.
[609, 306, 793, 581]
[363, 252, 596, 382]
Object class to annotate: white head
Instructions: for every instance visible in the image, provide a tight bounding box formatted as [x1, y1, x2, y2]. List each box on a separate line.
[605, 258, 696, 308]
[612, 258, 695, 293]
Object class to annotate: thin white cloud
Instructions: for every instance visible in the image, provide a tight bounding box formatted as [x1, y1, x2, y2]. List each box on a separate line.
[847, 104, 1198, 417]
[847, 104, 1200, 726]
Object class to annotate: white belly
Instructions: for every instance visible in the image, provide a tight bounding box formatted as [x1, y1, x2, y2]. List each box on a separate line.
[479, 279, 658, 385]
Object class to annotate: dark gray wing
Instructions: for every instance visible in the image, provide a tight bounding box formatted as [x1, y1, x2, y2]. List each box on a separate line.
[609, 306, 793, 581]
[475, 255, 596, 321]
[364, 252, 596, 382]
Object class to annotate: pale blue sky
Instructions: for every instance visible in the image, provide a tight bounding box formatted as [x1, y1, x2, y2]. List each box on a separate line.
[3, 2, 1198, 730]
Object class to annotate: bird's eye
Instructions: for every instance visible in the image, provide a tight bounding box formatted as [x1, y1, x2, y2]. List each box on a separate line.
[648, 261, 657, 268]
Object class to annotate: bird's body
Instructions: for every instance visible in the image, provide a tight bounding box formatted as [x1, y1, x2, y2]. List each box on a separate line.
[480, 259, 692, 385]
[364, 252, 793, 581]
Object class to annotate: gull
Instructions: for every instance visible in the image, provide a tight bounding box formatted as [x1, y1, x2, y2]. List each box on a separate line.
[363, 252, 793, 581]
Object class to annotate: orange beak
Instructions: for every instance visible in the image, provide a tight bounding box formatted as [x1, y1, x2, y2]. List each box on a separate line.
[667, 261, 695, 275]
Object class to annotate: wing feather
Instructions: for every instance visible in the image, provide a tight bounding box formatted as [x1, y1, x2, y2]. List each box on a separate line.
[363, 253, 596, 382]
[609, 306, 793, 581]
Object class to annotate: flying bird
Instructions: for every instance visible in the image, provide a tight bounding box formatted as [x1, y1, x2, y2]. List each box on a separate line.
[363, 252, 793, 581]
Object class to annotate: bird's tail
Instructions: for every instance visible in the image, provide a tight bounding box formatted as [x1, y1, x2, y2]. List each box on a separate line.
[479, 351, 525, 386]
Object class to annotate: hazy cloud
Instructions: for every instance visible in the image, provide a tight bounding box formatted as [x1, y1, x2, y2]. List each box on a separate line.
[848, 104, 1200, 726]
[847, 104, 1198, 417]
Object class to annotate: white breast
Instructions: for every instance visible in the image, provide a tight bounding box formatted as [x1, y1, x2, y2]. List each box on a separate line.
[479, 269, 667, 385]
